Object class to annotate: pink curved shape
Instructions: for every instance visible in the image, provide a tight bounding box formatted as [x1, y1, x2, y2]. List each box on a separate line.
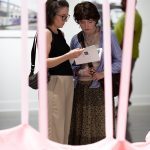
[0, 125, 150, 149]
[0, 0, 150, 149]
[37, 0, 48, 138]
[117, 0, 136, 140]
[21, 0, 29, 125]
[145, 131, 150, 142]
[102, 0, 114, 138]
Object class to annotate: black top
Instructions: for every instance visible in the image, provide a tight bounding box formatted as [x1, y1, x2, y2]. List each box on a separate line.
[47, 28, 73, 76]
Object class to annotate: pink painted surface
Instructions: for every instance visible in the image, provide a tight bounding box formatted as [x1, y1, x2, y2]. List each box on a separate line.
[145, 131, 150, 142]
[21, 0, 28, 124]
[0, 0, 150, 149]
[0, 125, 150, 149]
[102, 0, 113, 138]
[37, 0, 48, 138]
[116, 0, 136, 140]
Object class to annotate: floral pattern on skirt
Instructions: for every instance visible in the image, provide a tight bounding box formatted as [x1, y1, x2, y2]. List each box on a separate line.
[69, 81, 108, 145]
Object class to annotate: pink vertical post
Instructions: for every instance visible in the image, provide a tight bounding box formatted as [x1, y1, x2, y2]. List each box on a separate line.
[21, 0, 28, 124]
[102, 0, 113, 138]
[117, 0, 136, 140]
[37, 0, 48, 138]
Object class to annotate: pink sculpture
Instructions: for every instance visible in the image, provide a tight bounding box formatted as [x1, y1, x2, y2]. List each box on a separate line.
[0, 0, 149, 149]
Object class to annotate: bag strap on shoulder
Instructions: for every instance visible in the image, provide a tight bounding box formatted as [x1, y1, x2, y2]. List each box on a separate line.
[77, 31, 85, 48]
[77, 31, 93, 68]
[30, 34, 37, 76]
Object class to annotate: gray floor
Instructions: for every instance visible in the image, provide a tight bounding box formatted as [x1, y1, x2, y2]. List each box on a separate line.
[0, 105, 150, 143]
[0, 111, 39, 131]
[126, 105, 150, 142]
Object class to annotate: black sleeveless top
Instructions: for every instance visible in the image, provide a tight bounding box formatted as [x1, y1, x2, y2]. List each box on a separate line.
[47, 28, 73, 76]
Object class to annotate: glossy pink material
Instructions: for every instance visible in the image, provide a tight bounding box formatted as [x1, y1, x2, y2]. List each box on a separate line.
[21, 0, 28, 125]
[145, 131, 150, 142]
[37, 0, 48, 139]
[103, 0, 114, 138]
[116, 0, 136, 140]
[0, 126, 150, 150]
[0, 0, 150, 149]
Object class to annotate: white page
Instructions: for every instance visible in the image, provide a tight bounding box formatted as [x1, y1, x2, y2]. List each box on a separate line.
[75, 45, 102, 65]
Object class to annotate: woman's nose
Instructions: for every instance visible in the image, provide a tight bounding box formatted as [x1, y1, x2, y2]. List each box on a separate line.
[84, 22, 89, 29]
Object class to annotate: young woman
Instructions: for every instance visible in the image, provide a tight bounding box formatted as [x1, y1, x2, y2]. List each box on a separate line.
[45, 0, 83, 144]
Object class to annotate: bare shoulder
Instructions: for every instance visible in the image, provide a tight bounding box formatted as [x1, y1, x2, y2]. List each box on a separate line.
[45, 28, 52, 42]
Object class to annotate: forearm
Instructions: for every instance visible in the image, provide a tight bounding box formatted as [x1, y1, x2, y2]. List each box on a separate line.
[99, 71, 104, 79]
[47, 53, 69, 68]
[47, 48, 83, 68]
[92, 71, 104, 80]
[77, 68, 93, 77]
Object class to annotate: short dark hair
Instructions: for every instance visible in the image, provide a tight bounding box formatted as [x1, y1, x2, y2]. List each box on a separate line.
[46, 0, 69, 26]
[74, 1, 100, 24]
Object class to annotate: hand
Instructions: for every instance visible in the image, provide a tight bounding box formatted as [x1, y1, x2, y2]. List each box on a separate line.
[92, 72, 104, 81]
[89, 68, 96, 76]
[68, 48, 84, 59]
[79, 67, 92, 77]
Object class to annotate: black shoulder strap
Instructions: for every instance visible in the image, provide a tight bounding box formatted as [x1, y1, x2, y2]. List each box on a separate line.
[77, 31, 93, 68]
[46, 26, 52, 33]
[77, 31, 86, 48]
[30, 34, 37, 76]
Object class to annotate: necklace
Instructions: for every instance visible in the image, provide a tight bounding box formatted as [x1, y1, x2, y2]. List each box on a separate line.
[84, 27, 100, 46]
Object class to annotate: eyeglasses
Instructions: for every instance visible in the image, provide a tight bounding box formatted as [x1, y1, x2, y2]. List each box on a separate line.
[56, 14, 70, 21]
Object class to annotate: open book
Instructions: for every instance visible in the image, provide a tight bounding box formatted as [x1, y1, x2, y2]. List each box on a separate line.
[75, 45, 102, 65]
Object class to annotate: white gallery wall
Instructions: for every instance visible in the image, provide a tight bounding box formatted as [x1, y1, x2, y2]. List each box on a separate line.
[0, 0, 149, 111]
[132, 0, 150, 105]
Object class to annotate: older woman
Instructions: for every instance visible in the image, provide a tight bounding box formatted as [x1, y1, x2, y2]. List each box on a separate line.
[68, 1, 122, 145]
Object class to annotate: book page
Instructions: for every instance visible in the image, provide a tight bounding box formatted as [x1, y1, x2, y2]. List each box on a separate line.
[75, 45, 102, 65]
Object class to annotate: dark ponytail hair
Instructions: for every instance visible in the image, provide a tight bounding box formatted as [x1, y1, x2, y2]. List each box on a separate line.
[46, 0, 69, 26]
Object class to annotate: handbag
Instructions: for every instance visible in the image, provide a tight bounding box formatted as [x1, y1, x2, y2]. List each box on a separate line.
[77, 31, 120, 97]
[28, 35, 50, 90]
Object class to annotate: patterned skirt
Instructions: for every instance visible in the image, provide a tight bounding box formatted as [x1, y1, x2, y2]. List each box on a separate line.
[69, 81, 108, 145]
